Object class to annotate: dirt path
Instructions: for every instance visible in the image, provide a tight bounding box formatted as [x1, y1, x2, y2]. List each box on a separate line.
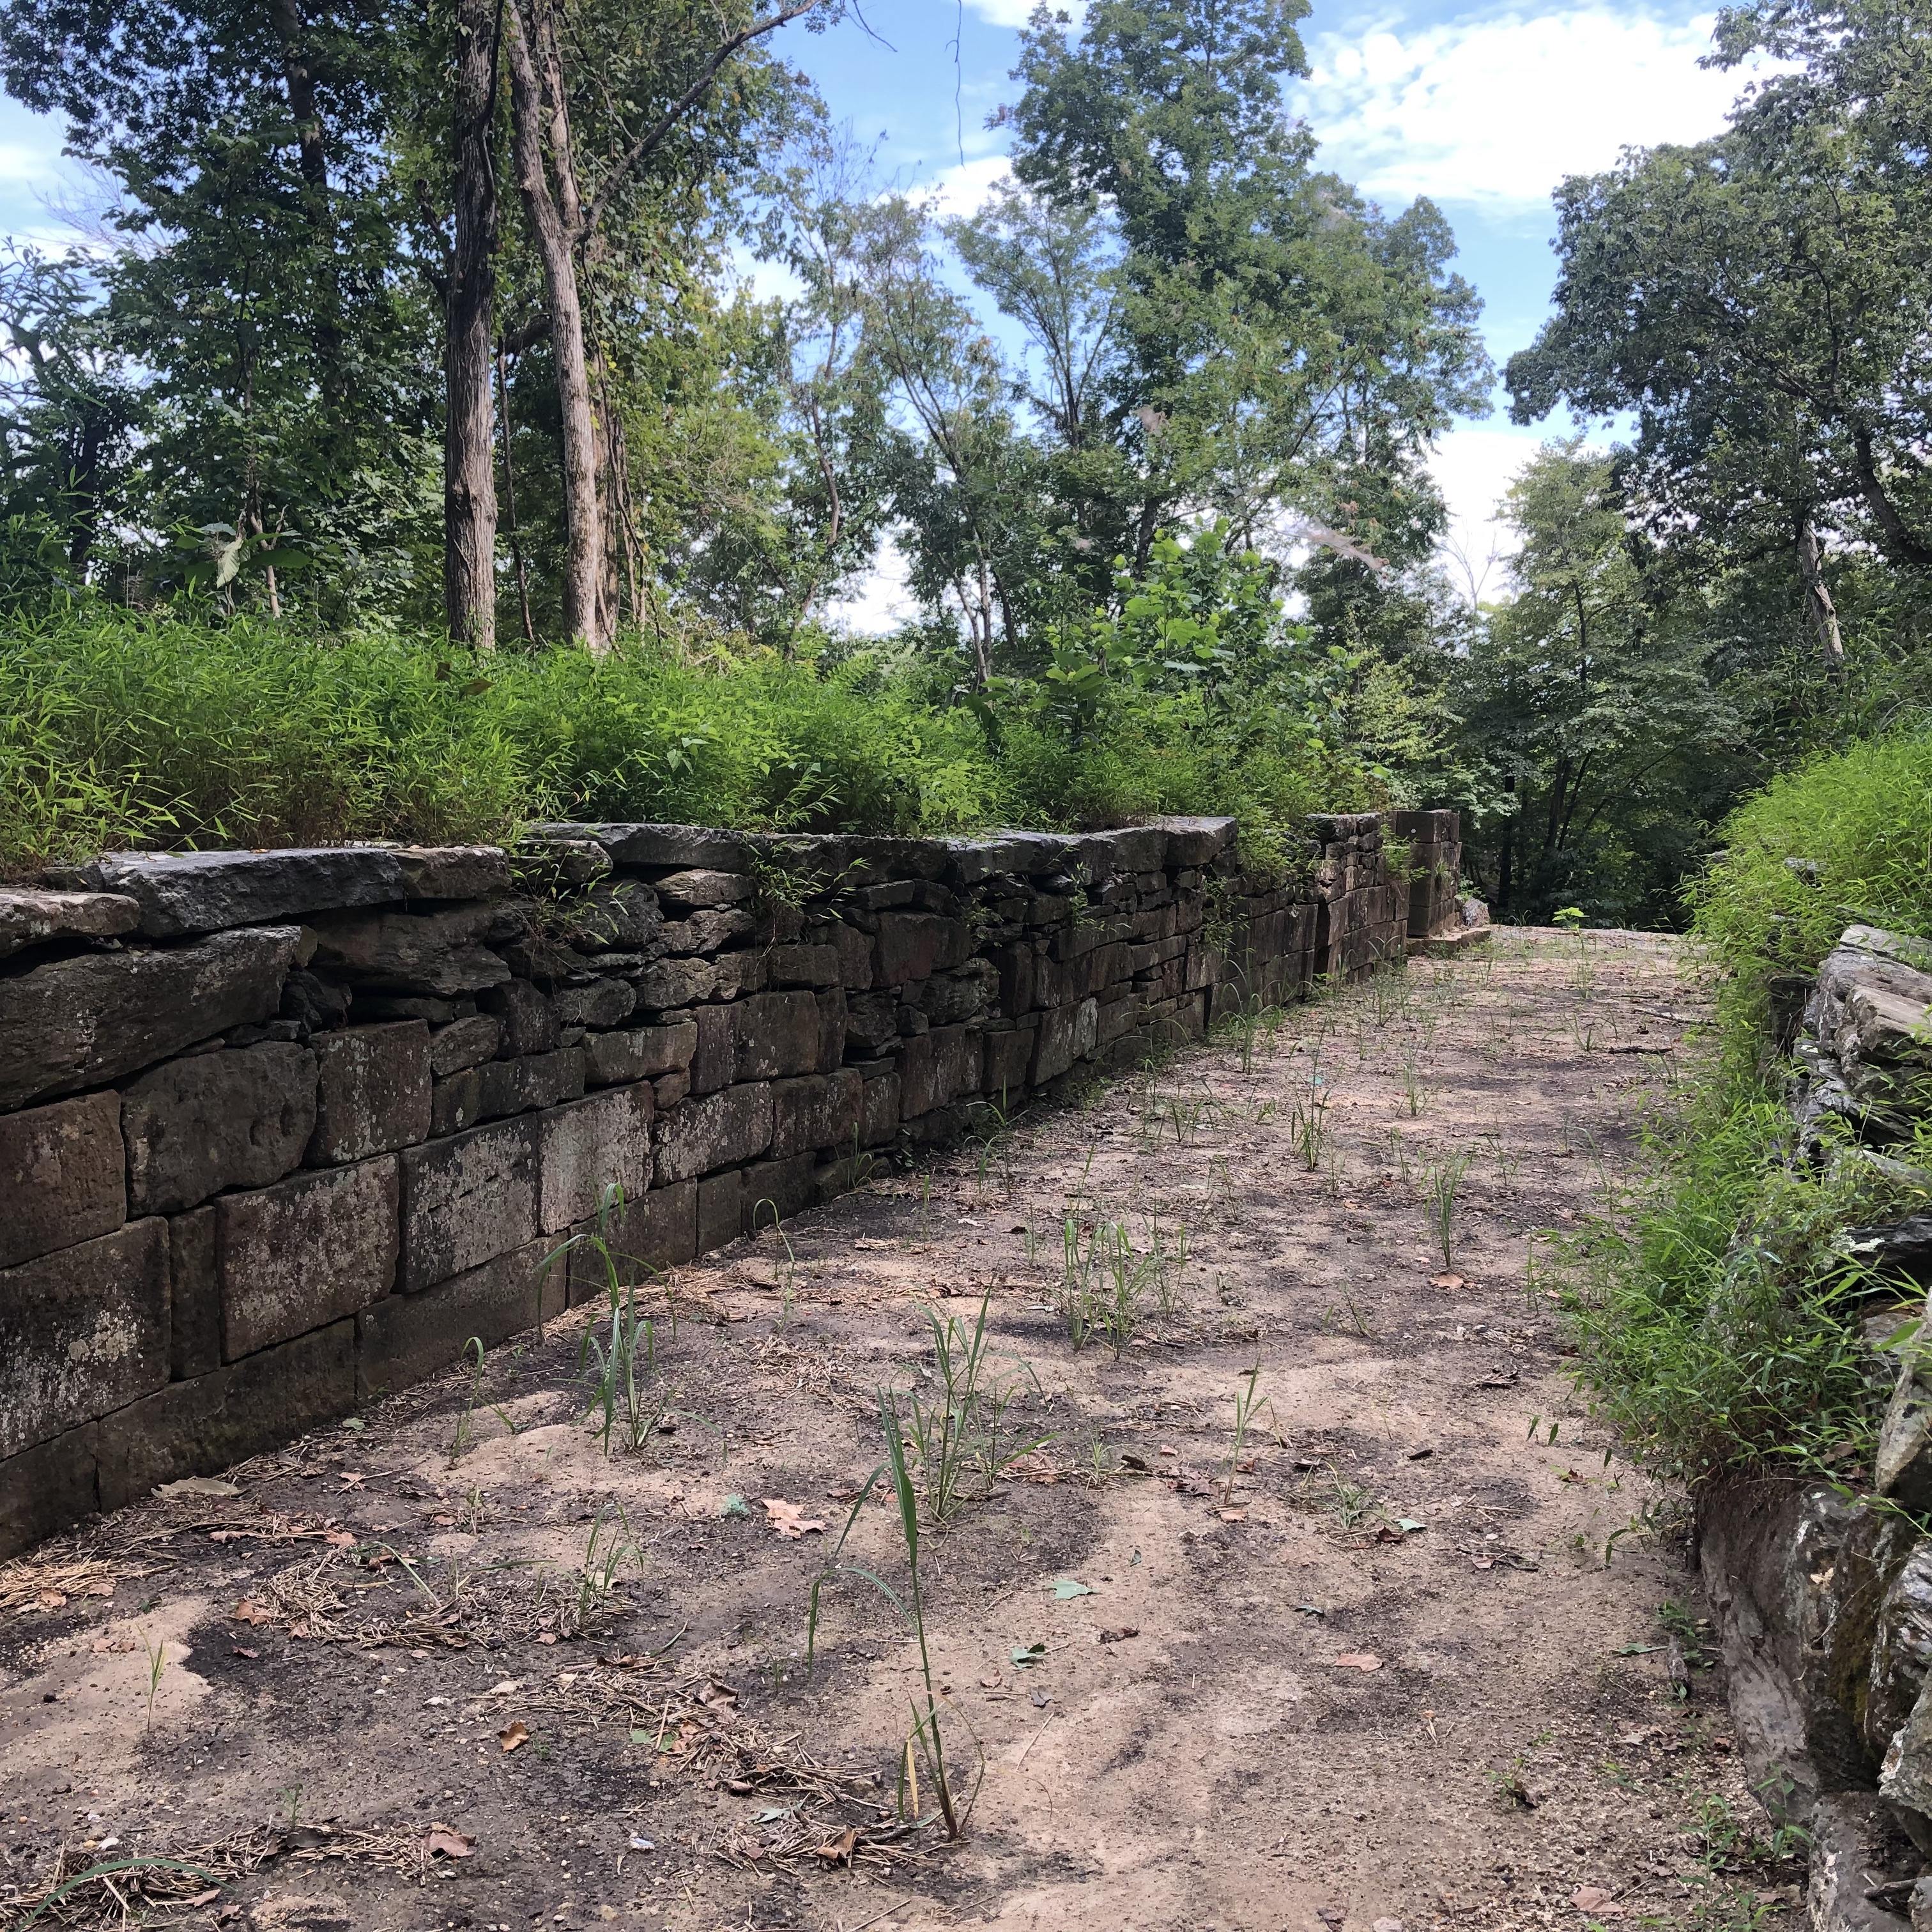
[0, 931, 1805, 1932]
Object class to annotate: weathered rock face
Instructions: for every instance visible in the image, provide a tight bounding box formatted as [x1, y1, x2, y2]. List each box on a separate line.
[0, 811, 1430, 1559]
[217, 1157, 399, 1358]
[0, 888, 140, 960]
[0, 1092, 125, 1269]
[0, 1220, 169, 1458]
[1871, 1543, 1932, 1765]
[87, 848, 408, 937]
[1800, 929, 1932, 1143]
[0, 927, 300, 1112]
[123, 1043, 319, 1215]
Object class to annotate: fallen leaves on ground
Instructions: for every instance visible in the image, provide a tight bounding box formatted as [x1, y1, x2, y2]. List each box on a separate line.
[1331, 1652, 1382, 1671]
[1098, 1627, 1139, 1644]
[498, 1721, 529, 1752]
[762, 1499, 827, 1539]
[425, 1826, 475, 1859]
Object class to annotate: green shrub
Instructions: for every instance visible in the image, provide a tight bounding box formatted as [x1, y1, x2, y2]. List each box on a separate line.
[0, 602, 1388, 877]
[1572, 726, 1932, 1486]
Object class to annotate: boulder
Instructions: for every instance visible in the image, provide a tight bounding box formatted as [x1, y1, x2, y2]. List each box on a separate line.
[0, 926, 300, 1112]
[89, 847, 406, 937]
[0, 1219, 170, 1457]
[123, 1041, 318, 1215]
[0, 1092, 126, 1269]
[307, 1022, 431, 1164]
[0, 887, 140, 960]
[305, 902, 517, 996]
[216, 1156, 399, 1357]
[1871, 1542, 1932, 1763]
[1877, 1300, 1932, 1512]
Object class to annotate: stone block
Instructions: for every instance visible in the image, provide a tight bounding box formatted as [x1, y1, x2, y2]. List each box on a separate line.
[167, 1204, 220, 1380]
[539, 1084, 654, 1234]
[0, 1091, 125, 1268]
[875, 912, 970, 986]
[217, 1156, 398, 1358]
[552, 978, 636, 1029]
[770, 1069, 864, 1161]
[307, 1022, 431, 1164]
[655, 1082, 772, 1184]
[543, 823, 753, 871]
[585, 1021, 697, 1090]
[654, 1071, 689, 1108]
[1158, 816, 1238, 866]
[393, 845, 512, 900]
[122, 1042, 317, 1216]
[480, 1049, 583, 1120]
[555, 879, 664, 954]
[767, 944, 839, 987]
[710, 948, 766, 1000]
[845, 990, 900, 1055]
[482, 979, 558, 1057]
[741, 1154, 817, 1232]
[692, 1004, 734, 1094]
[983, 1025, 1034, 1103]
[634, 956, 717, 1012]
[305, 902, 515, 997]
[94, 1319, 355, 1510]
[834, 924, 873, 991]
[88, 847, 406, 939]
[635, 1179, 698, 1269]
[860, 1070, 901, 1146]
[0, 926, 300, 1112]
[357, 1240, 546, 1401]
[916, 962, 995, 1026]
[732, 992, 822, 1081]
[933, 1023, 985, 1106]
[815, 987, 848, 1073]
[1032, 998, 1098, 1084]
[0, 1220, 169, 1457]
[655, 869, 755, 909]
[899, 1034, 934, 1119]
[0, 1425, 100, 1560]
[431, 1013, 501, 1077]
[0, 888, 140, 961]
[399, 1118, 538, 1291]
[697, 1169, 742, 1252]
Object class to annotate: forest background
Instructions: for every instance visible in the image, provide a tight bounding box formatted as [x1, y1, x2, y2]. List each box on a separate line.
[0, 0, 1926, 926]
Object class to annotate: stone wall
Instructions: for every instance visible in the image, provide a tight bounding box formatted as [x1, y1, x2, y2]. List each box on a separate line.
[0, 808, 1448, 1559]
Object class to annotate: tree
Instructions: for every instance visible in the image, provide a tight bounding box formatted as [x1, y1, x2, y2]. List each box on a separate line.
[1506, 4, 1932, 664]
[1453, 444, 1740, 924]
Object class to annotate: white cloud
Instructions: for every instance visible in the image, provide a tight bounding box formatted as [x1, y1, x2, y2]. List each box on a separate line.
[1299, 8, 1764, 210]
[824, 530, 917, 635]
[916, 153, 1015, 217]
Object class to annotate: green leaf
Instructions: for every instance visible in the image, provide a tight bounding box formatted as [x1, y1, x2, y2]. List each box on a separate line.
[1011, 1641, 1046, 1668]
[1052, 1577, 1094, 1598]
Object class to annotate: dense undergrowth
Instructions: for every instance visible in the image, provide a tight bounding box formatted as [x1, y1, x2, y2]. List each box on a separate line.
[1565, 730, 1932, 1488]
[0, 604, 1381, 878]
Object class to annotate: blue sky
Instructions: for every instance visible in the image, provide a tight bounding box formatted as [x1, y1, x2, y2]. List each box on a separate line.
[0, 0, 1770, 615]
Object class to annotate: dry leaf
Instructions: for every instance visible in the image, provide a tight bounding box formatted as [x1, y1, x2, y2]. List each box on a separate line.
[1429, 1271, 1467, 1291]
[425, 1826, 475, 1859]
[35, 1590, 65, 1610]
[813, 1827, 859, 1866]
[156, 1476, 240, 1499]
[1098, 1627, 1140, 1644]
[498, 1721, 529, 1753]
[1216, 1507, 1248, 1522]
[232, 1598, 277, 1625]
[323, 1530, 358, 1548]
[762, 1498, 828, 1539]
[1331, 1652, 1382, 1671]
[1572, 1887, 1620, 1915]
[537, 1632, 558, 1646]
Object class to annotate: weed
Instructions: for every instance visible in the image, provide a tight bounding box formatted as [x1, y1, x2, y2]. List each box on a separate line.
[900, 1294, 1048, 1520]
[448, 1335, 487, 1466]
[1058, 1220, 1158, 1351]
[567, 1507, 641, 1636]
[137, 1627, 168, 1733]
[1423, 1152, 1473, 1271]
[1218, 1366, 1268, 1507]
[1489, 1754, 1535, 1808]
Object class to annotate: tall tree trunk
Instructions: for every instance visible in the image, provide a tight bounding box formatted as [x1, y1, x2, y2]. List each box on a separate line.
[1795, 510, 1844, 670]
[445, 0, 501, 648]
[505, 0, 604, 647]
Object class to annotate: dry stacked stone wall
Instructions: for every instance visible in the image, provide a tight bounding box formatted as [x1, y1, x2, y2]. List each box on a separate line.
[0, 809, 1453, 1558]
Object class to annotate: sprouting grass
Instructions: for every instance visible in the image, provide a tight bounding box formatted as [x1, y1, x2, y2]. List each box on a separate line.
[1058, 1218, 1168, 1350]
[900, 1295, 1048, 1521]
[448, 1336, 487, 1466]
[1218, 1366, 1269, 1508]
[1423, 1152, 1473, 1271]
[138, 1628, 169, 1733]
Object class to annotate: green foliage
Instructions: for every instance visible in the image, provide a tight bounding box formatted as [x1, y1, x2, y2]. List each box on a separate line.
[1571, 728, 1932, 1484]
[0, 597, 1388, 877]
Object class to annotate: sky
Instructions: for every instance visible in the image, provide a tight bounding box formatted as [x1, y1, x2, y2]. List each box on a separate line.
[0, 0, 1770, 625]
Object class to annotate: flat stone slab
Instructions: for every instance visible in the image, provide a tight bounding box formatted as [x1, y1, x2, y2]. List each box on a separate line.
[531, 824, 755, 871]
[0, 927, 301, 1112]
[87, 848, 407, 937]
[0, 888, 141, 960]
[1406, 924, 1492, 958]
[123, 1041, 318, 1215]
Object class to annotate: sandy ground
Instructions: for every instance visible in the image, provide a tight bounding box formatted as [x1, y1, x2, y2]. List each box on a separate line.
[0, 930, 1808, 1932]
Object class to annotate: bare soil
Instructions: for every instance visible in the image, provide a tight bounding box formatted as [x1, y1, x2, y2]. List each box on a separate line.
[0, 931, 1807, 1932]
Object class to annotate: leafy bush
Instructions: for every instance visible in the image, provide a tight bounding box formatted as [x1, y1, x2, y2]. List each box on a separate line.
[0, 596, 1387, 877]
[1569, 727, 1932, 1485]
